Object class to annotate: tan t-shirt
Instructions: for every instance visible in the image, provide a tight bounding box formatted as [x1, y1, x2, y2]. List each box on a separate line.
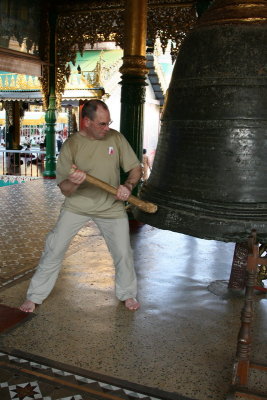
[56, 130, 140, 218]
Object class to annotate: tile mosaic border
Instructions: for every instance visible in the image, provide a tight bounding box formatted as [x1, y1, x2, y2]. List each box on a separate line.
[0, 348, 191, 400]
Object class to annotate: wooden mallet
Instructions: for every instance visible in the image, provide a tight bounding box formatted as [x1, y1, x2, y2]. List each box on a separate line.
[70, 168, 158, 214]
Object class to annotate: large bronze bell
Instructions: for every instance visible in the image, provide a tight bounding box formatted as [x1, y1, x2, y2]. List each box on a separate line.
[135, 0, 267, 242]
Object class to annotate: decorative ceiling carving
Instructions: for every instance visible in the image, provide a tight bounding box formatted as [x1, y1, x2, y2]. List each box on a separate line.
[54, 0, 197, 108]
[147, 2, 196, 58]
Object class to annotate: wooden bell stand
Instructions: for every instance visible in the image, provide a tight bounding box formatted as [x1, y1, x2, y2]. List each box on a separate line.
[229, 230, 267, 399]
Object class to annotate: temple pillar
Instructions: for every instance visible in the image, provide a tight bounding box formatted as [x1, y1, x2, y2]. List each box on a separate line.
[5, 101, 21, 150]
[43, 12, 57, 178]
[119, 0, 148, 174]
[12, 101, 21, 149]
[196, 0, 213, 17]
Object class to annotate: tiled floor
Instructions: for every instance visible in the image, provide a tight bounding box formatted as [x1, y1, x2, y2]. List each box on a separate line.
[0, 179, 267, 400]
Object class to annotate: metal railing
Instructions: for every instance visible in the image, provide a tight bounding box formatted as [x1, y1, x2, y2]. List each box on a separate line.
[0, 149, 46, 177]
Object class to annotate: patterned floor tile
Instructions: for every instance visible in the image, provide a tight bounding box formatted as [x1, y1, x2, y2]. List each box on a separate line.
[0, 350, 187, 400]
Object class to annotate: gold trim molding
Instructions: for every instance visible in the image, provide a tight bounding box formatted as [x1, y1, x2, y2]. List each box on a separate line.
[119, 56, 149, 76]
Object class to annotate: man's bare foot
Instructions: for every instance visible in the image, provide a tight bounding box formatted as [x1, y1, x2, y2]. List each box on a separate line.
[19, 300, 36, 313]
[124, 298, 140, 311]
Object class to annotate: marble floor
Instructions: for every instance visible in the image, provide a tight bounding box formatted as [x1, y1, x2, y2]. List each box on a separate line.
[0, 179, 267, 400]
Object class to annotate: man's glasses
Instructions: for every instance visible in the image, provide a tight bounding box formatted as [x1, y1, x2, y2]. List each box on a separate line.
[95, 120, 113, 128]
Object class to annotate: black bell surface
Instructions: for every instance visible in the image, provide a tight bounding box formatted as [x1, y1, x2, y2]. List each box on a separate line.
[135, 0, 267, 242]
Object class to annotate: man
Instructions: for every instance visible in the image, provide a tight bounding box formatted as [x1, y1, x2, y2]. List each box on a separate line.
[20, 99, 142, 312]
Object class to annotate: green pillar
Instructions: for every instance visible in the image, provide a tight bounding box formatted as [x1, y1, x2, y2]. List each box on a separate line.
[120, 75, 147, 163]
[120, 0, 148, 172]
[43, 12, 57, 178]
[43, 94, 57, 178]
[196, 0, 213, 17]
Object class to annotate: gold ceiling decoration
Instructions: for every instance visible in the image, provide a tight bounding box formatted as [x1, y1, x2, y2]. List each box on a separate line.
[147, 3, 197, 60]
[54, 0, 196, 108]
[56, 7, 124, 108]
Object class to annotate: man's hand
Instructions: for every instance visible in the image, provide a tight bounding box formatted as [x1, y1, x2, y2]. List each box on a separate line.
[115, 184, 131, 201]
[68, 166, 86, 185]
[115, 165, 142, 201]
[59, 164, 86, 196]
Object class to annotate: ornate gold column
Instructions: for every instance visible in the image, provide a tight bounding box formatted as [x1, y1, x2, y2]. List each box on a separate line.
[119, 0, 148, 164]
[123, 0, 147, 58]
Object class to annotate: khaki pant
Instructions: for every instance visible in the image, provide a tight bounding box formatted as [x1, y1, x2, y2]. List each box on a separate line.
[27, 209, 137, 304]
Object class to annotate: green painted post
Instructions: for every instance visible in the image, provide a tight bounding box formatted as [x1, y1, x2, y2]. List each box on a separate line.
[119, 0, 148, 197]
[43, 94, 57, 178]
[43, 12, 57, 178]
[196, 0, 213, 17]
[120, 74, 147, 190]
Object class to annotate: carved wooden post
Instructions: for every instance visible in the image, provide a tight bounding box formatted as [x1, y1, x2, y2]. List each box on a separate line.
[232, 231, 257, 386]
[228, 242, 248, 289]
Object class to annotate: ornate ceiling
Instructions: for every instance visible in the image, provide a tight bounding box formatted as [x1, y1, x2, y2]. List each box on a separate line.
[48, 0, 197, 108]
[0, 0, 198, 108]
[56, 1, 196, 62]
